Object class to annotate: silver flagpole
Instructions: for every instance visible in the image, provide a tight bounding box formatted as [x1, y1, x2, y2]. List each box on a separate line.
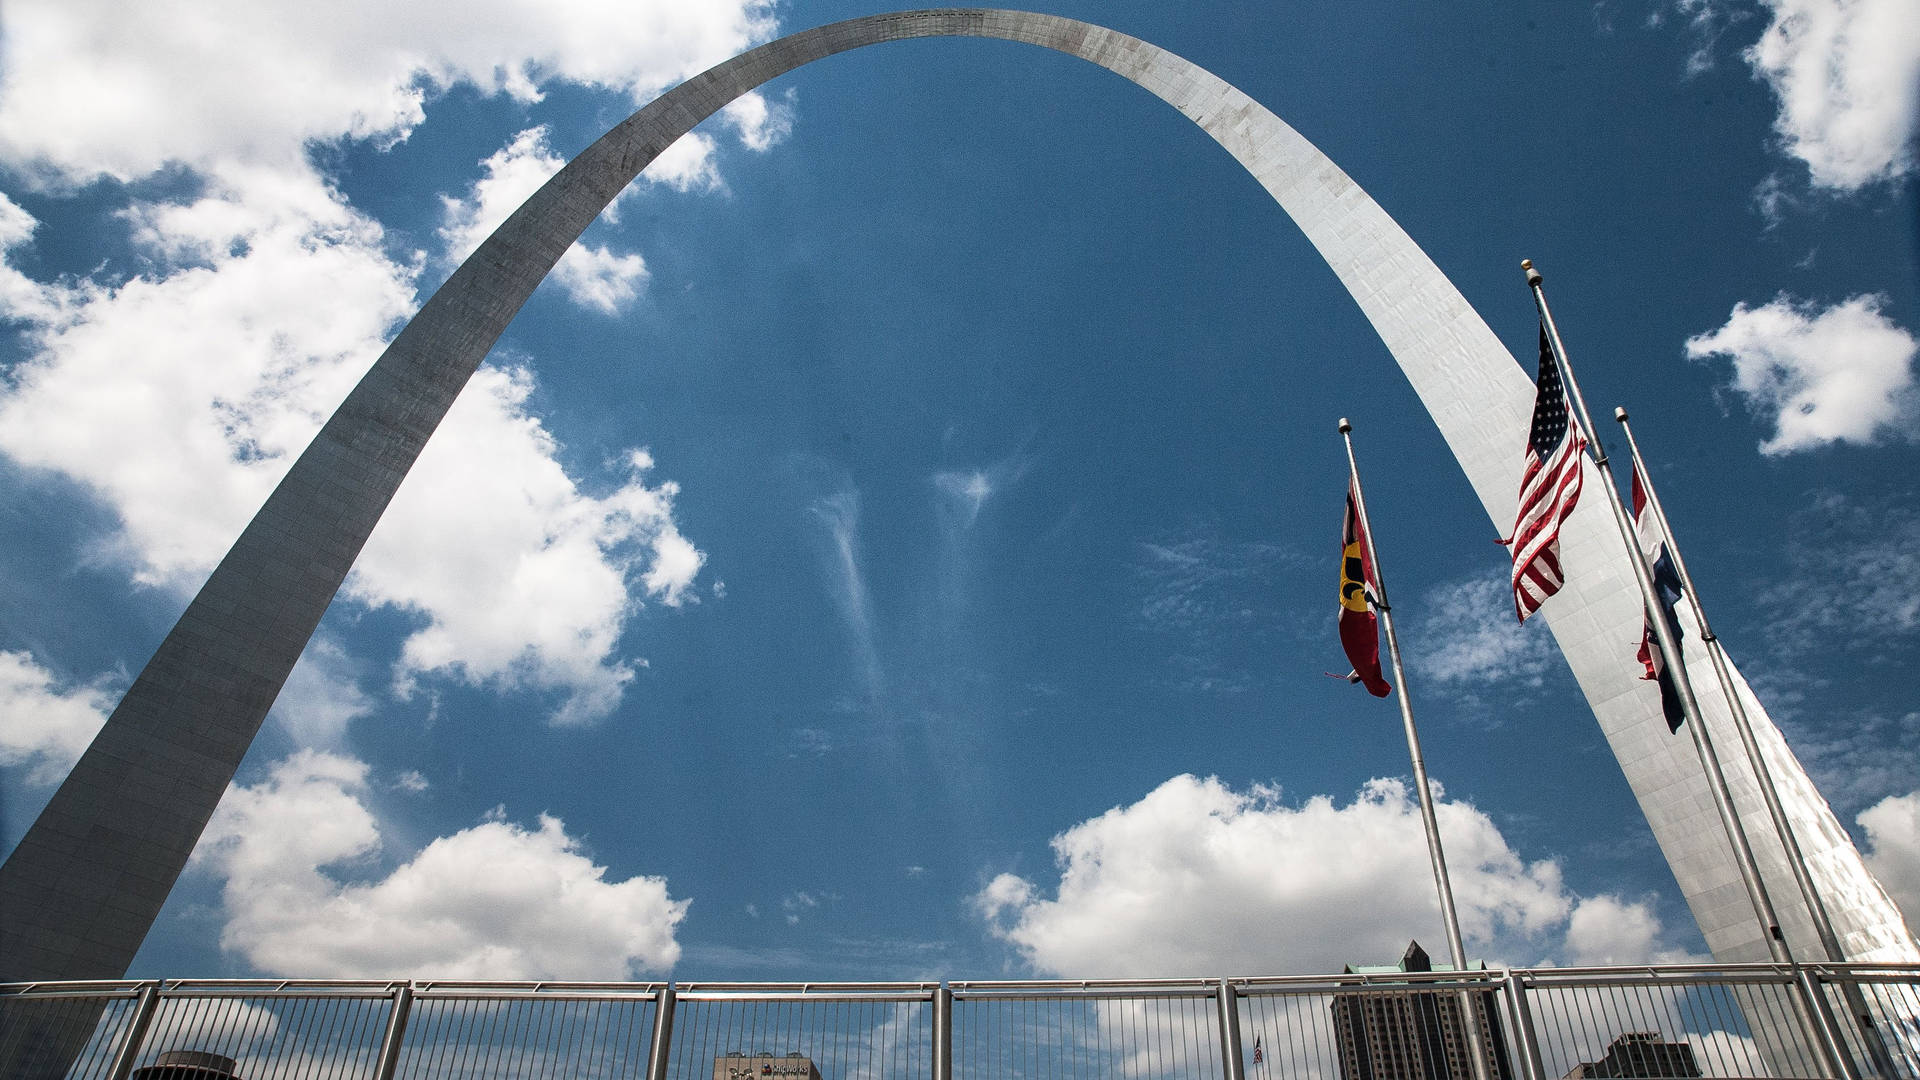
[1525, 259, 1791, 958]
[1525, 260, 1854, 1080]
[1616, 407, 1897, 1075]
[1340, 418, 1492, 1080]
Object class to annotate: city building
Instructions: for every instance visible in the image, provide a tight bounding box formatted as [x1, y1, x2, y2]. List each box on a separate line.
[130, 1050, 242, 1080]
[1331, 941, 1515, 1080]
[1561, 1032, 1701, 1078]
[715, 1051, 823, 1080]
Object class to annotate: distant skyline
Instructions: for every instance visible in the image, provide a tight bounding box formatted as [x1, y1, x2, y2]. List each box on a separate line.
[2, 0, 1918, 982]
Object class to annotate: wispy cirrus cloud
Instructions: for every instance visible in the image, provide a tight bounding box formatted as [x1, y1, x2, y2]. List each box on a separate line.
[1757, 492, 1920, 659]
[1131, 526, 1302, 694]
[810, 490, 883, 699]
[1404, 570, 1563, 707]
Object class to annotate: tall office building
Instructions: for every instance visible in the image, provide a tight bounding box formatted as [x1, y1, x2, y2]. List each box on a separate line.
[1331, 942, 1515, 1080]
[1561, 1032, 1701, 1079]
[715, 1052, 823, 1080]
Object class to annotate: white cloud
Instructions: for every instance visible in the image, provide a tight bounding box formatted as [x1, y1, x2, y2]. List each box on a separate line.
[810, 491, 882, 697]
[723, 90, 797, 153]
[269, 635, 374, 750]
[437, 126, 663, 314]
[0, 173, 418, 584]
[0, 650, 115, 784]
[354, 380, 704, 726]
[1859, 791, 1920, 925]
[1686, 293, 1917, 454]
[934, 469, 995, 528]
[1562, 895, 1703, 966]
[975, 774, 1681, 977]
[1744, 0, 1920, 190]
[1407, 572, 1561, 691]
[0, 176, 703, 726]
[0, 0, 780, 185]
[193, 750, 688, 978]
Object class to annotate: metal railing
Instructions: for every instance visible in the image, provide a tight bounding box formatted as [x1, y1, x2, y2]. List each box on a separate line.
[5, 964, 1918, 1080]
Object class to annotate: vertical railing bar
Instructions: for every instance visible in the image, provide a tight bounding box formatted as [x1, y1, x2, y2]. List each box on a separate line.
[1503, 972, 1545, 1080]
[288, 995, 320, 1080]
[508, 992, 539, 1080]
[585, 994, 615, 1080]
[454, 993, 485, 1080]
[537, 994, 566, 1080]
[595, 995, 623, 1080]
[103, 983, 162, 1080]
[527, 996, 555, 1080]
[437, 994, 468, 1080]
[1216, 981, 1243, 1080]
[290, 994, 323, 1080]
[554, 997, 582, 1080]
[933, 984, 953, 1080]
[468, 994, 494, 1080]
[419, 994, 455, 1080]
[646, 985, 678, 1080]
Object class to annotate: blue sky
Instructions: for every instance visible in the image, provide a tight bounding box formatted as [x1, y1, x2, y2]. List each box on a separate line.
[1, 0, 1917, 982]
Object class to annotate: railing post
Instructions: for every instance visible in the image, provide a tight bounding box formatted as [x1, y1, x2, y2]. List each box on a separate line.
[1216, 979, 1246, 1080]
[1793, 965, 1863, 1080]
[645, 984, 678, 1080]
[370, 981, 414, 1080]
[932, 983, 953, 1080]
[1500, 969, 1546, 1080]
[103, 983, 161, 1080]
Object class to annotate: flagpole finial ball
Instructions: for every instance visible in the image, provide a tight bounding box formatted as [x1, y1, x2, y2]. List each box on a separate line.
[1520, 259, 1532, 269]
[1338, 417, 1352, 434]
[1614, 407, 1629, 422]
[1522, 258, 1543, 286]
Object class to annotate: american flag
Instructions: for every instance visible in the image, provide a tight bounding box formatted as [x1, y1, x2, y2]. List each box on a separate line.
[1253, 1036, 1264, 1066]
[1507, 324, 1586, 621]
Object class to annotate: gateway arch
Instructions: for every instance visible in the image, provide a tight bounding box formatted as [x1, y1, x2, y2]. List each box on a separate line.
[2, 9, 1911, 984]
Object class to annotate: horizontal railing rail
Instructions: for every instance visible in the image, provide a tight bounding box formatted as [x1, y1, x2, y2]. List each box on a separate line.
[6, 964, 1919, 1080]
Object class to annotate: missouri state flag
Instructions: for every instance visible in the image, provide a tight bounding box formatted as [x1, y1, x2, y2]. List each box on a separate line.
[1632, 467, 1687, 731]
[1340, 483, 1393, 697]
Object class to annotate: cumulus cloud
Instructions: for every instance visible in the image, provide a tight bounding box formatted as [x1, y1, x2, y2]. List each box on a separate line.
[193, 750, 688, 978]
[0, 178, 702, 726]
[1743, 0, 1920, 190]
[0, 0, 780, 184]
[0, 175, 418, 584]
[1859, 791, 1920, 924]
[269, 635, 375, 750]
[0, 649, 115, 784]
[724, 89, 798, 152]
[1686, 294, 1917, 454]
[438, 126, 664, 314]
[355, 379, 704, 726]
[1562, 895, 1702, 966]
[975, 774, 1680, 976]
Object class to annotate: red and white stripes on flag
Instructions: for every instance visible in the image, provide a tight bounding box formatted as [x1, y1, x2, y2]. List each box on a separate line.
[1506, 324, 1587, 621]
